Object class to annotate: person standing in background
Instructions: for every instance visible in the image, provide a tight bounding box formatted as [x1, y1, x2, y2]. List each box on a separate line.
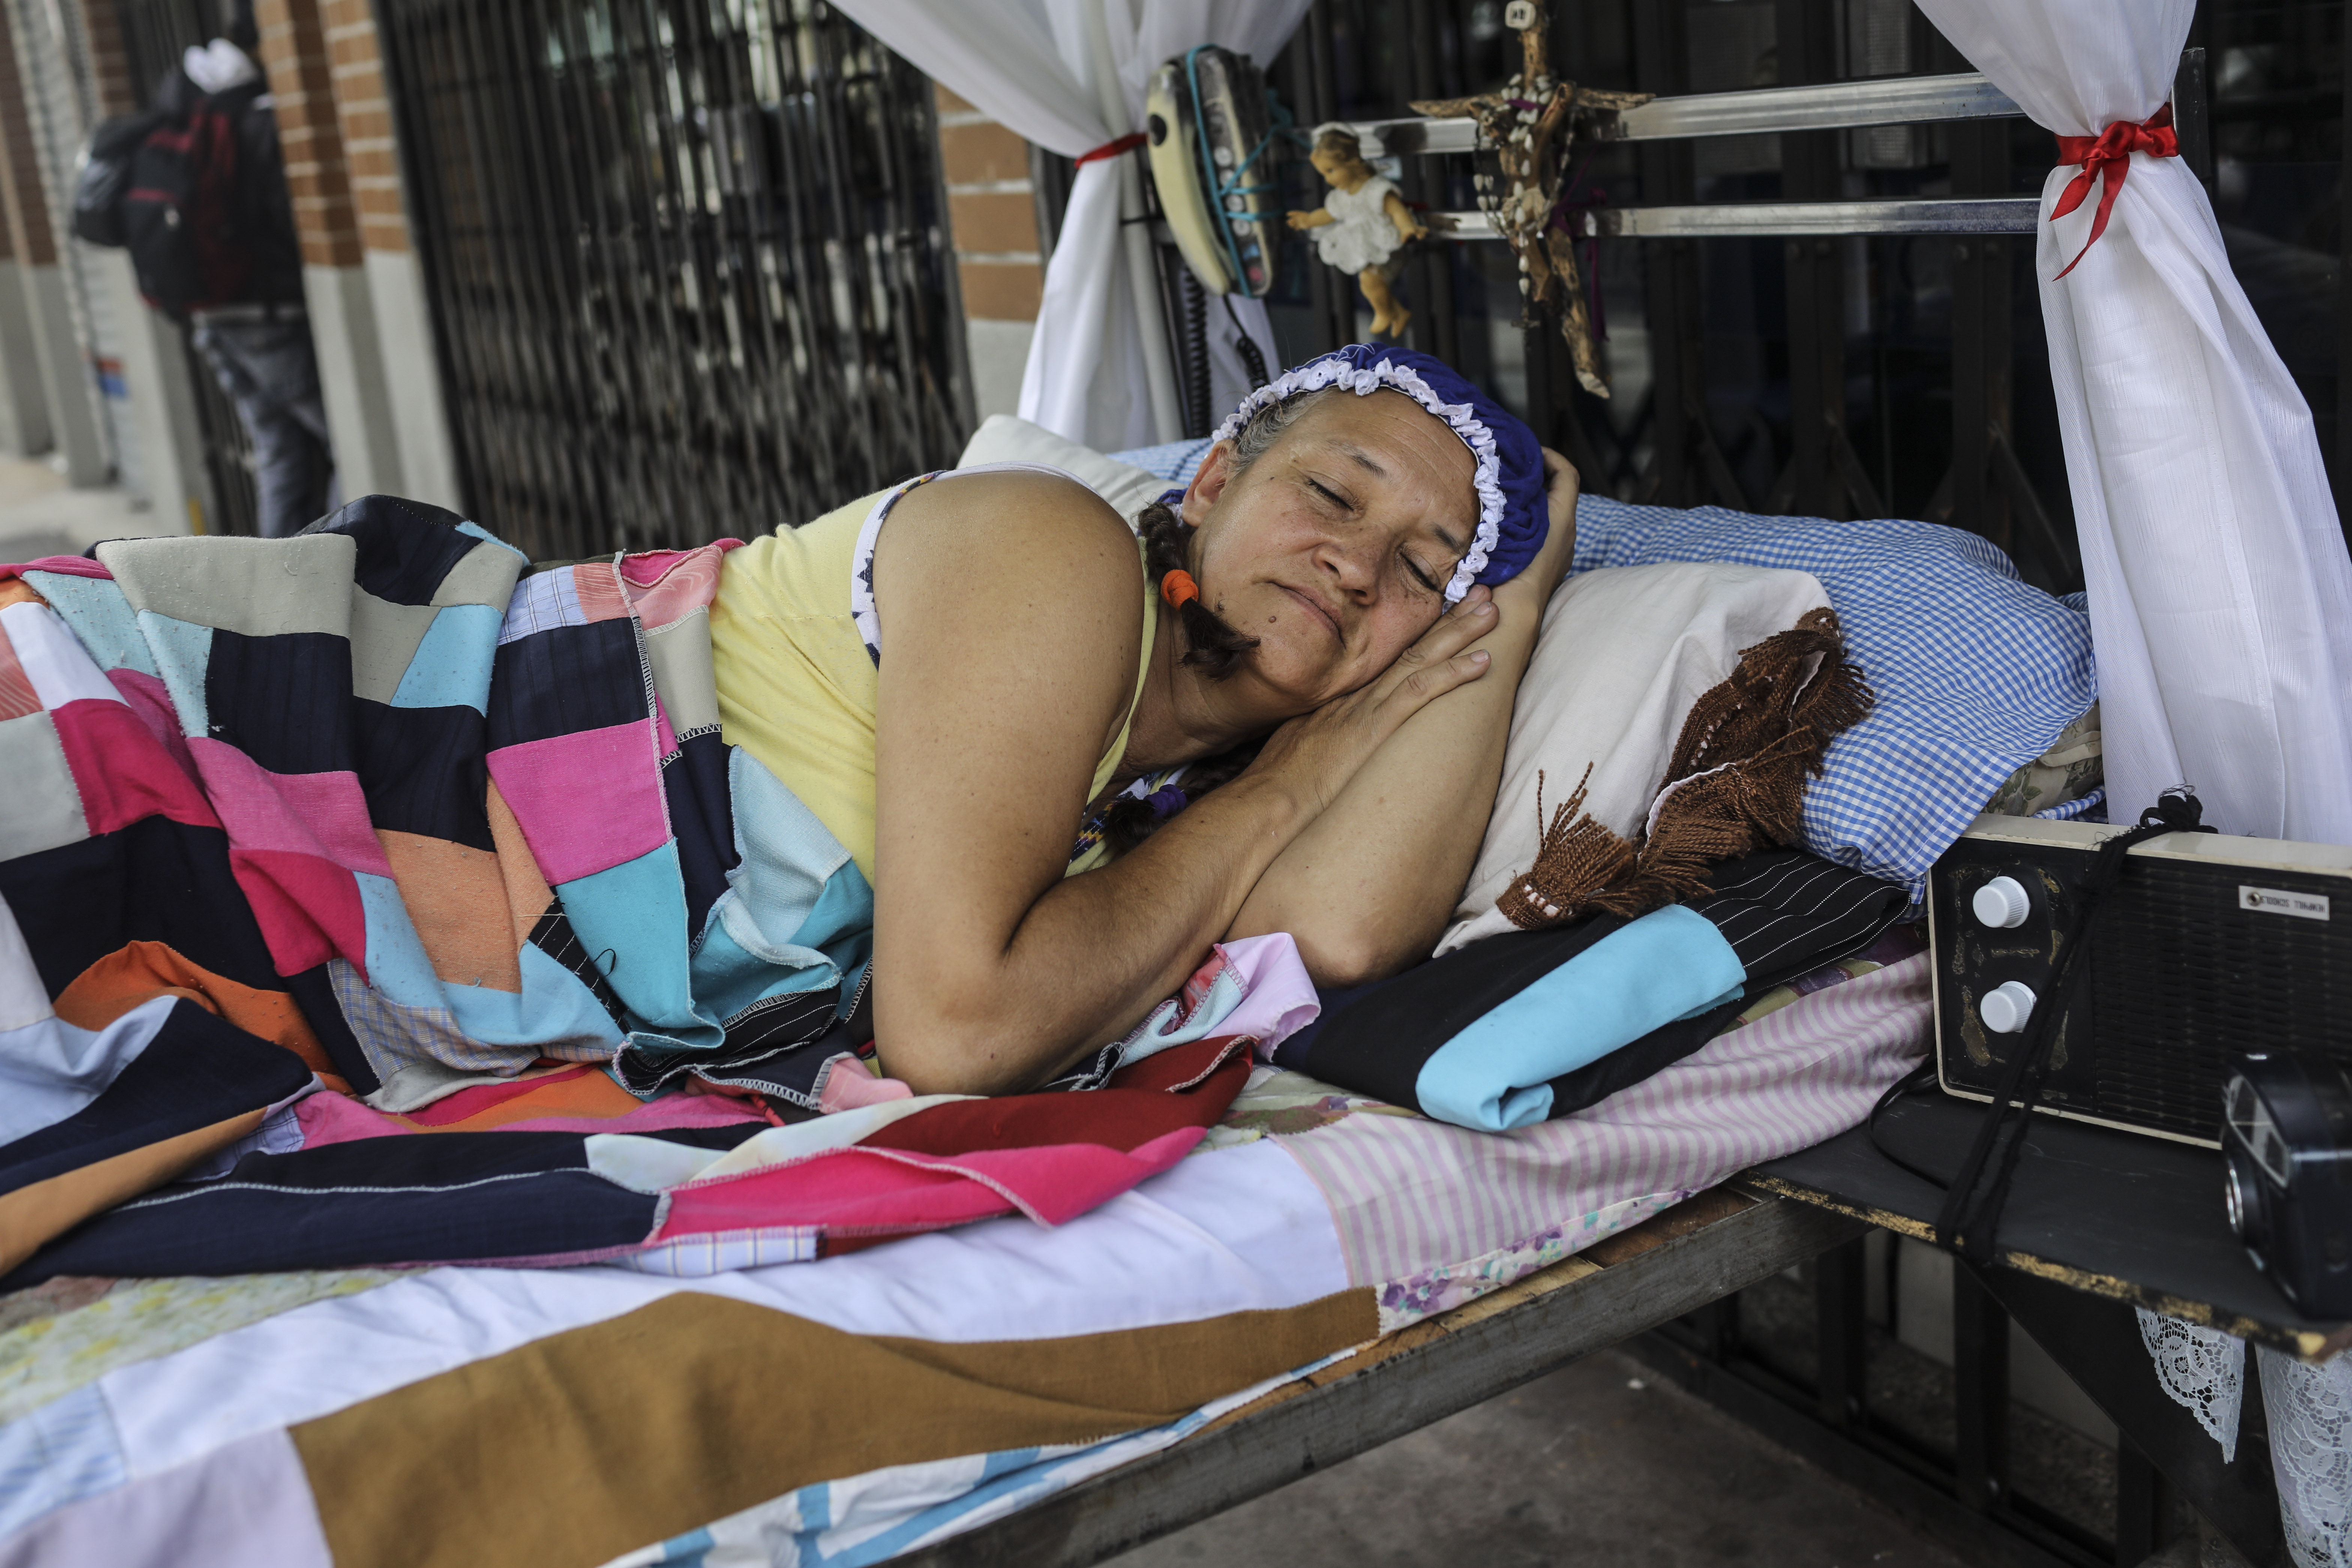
[167, 19, 335, 537]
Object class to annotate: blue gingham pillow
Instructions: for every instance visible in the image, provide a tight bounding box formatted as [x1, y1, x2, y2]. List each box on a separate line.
[1108, 446, 2097, 899]
[1567, 498, 2096, 896]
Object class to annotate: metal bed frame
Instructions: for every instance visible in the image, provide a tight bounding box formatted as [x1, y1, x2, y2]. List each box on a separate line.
[1359, 69, 2044, 237]
[900, 1190, 1868, 1568]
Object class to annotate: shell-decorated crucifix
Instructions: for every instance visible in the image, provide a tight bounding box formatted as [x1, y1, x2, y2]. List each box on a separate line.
[1410, 0, 1649, 397]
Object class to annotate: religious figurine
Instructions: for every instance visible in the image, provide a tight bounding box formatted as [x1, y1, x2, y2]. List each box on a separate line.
[1287, 125, 1428, 340]
[1411, 0, 1649, 395]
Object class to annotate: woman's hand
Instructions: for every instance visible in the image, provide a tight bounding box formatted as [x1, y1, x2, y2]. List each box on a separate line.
[1519, 446, 1581, 602]
[1244, 587, 1500, 820]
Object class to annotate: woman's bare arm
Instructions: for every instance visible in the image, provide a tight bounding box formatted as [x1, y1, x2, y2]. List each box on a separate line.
[868, 471, 1499, 1096]
[1226, 450, 1579, 984]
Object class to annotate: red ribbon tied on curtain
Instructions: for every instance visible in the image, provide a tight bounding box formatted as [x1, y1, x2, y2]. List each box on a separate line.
[2048, 102, 2179, 279]
[1076, 131, 1148, 165]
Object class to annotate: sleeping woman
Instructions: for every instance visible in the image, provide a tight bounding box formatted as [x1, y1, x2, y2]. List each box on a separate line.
[710, 346, 1577, 1097]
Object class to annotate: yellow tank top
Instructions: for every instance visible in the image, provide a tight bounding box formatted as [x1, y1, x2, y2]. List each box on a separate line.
[710, 468, 1157, 885]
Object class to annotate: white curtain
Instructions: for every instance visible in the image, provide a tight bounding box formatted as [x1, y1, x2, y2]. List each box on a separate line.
[1915, 0, 2352, 844]
[836, 0, 1311, 452]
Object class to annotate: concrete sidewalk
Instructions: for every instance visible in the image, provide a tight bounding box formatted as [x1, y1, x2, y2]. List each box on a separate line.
[0, 455, 180, 563]
[1113, 1347, 1972, 1568]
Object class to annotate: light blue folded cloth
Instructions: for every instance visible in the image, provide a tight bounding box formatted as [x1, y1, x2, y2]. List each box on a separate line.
[1412, 906, 1745, 1132]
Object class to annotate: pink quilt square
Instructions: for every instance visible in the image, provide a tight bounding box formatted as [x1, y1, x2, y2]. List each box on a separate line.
[570, 563, 631, 624]
[187, 738, 395, 878]
[48, 699, 219, 836]
[235, 845, 369, 976]
[486, 719, 669, 885]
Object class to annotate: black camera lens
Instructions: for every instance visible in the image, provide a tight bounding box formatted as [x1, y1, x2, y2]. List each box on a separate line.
[2226, 1149, 2269, 1250]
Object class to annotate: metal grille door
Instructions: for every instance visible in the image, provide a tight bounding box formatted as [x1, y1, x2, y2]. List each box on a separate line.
[376, 0, 972, 560]
[6, 0, 129, 488]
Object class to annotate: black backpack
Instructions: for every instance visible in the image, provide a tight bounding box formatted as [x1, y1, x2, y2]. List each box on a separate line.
[71, 110, 160, 248]
[75, 84, 254, 319]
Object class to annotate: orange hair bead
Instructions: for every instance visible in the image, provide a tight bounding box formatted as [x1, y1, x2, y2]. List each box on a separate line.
[1159, 570, 1200, 611]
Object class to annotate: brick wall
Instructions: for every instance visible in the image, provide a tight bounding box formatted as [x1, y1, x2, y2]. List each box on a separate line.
[256, 0, 366, 268]
[255, 0, 364, 267]
[324, 0, 408, 252]
[75, 0, 139, 118]
[0, 5, 57, 268]
[935, 85, 1042, 324]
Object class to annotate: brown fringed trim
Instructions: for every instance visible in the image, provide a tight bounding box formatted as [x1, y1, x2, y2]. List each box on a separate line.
[1496, 607, 1874, 931]
[1494, 765, 1640, 929]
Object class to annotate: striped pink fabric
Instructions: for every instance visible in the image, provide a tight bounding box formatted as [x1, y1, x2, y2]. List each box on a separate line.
[1271, 952, 1930, 1309]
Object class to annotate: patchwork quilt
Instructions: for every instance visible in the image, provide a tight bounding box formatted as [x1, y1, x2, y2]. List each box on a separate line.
[0, 497, 1250, 1284]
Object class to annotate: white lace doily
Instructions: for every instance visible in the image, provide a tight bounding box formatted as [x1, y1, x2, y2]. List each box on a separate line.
[2262, 1347, 2352, 1568]
[2139, 1306, 2245, 1461]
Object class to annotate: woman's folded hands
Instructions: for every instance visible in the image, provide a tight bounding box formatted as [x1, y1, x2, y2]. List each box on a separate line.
[1240, 585, 1499, 820]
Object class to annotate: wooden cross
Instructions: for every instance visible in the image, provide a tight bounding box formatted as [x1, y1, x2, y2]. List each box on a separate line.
[1411, 1, 1647, 398]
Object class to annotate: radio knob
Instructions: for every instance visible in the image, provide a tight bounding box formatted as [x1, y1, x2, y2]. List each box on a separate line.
[1972, 876, 2031, 929]
[1980, 980, 2038, 1034]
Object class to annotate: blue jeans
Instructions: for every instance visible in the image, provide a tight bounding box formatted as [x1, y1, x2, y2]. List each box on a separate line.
[191, 312, 335, 538]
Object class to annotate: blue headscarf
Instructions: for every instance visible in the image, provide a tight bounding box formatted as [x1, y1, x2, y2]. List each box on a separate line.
[1212, 345, 1547, 603]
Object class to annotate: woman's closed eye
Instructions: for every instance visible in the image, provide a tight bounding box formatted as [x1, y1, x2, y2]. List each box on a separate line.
[1304, 472, 1446, 597]
[1306, 477, 1354, 513]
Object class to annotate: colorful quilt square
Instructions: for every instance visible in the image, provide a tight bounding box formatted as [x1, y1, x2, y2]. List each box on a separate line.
[316, 495, 486, 606]
[204, 631, 355, 777]
[184, 740, 392, 879]
[97, 536, 353, 639]
[488, 619, 648, 749]
[0, 816, 284, 998]
[47, 699, 217, 839]
[387, 606, 500, 714]
[486, 721, 669, 886]
[350, 702, 492, 851]
[0, 711, 87, 860]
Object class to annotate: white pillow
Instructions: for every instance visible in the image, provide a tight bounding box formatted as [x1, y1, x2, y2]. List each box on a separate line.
[956, 415, 1167, 525]
[1436, 561, 1833, 956]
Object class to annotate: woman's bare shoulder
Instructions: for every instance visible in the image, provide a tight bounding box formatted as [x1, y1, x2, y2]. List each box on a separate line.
[870, 470, 1146, 742]
[876, 468, 1142, 602]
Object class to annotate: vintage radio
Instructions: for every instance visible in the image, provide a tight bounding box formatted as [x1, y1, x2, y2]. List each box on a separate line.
[1929, 815, 2352, 1147]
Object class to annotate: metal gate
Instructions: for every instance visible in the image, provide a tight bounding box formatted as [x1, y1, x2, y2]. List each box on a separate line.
[9, 0, 131, 489]
[1252, 0, 2088, 594]
[374, 0, 972, 560]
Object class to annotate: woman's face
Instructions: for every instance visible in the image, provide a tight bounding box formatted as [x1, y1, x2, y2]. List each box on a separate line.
[1182, 389, 1478, 714]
